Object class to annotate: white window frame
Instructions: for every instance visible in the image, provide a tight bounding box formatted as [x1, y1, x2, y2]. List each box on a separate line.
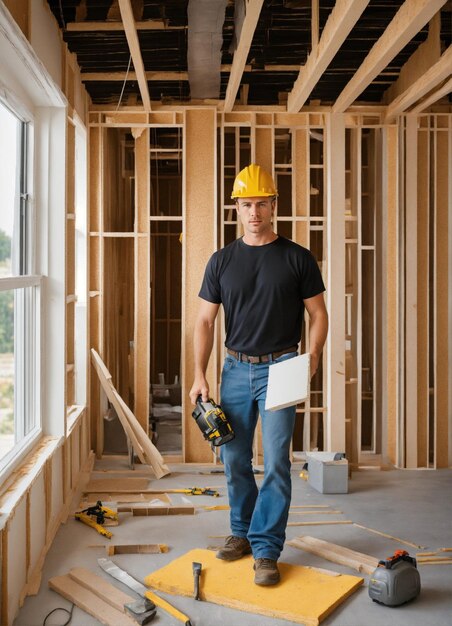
[0, 3, 67, 480]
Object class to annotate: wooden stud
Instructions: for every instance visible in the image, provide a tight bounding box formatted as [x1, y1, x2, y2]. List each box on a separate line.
[67, 20, 187, 31]
[405, 116, 418, 468]
[415, 124, 428, 467]
[383, 126, 399, 465]
[183, 109, 218, 462]
[325, 114, 346, 451]
[434, 118, 449, 468]
[134, 128, 150, 432]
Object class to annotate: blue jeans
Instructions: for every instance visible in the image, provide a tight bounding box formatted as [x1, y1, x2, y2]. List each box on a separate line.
[219, 352, 297, 561]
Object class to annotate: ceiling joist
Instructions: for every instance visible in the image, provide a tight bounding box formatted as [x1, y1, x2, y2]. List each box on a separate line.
[66, 20, 187, 31]
[80, 64, 304, 82]
[118, 0, 151, 110]
[287, 0, 369, 113]
[385, 44, 452, 120]
[224, 0, 265, 112]
[410, 76, 452, 113]
[82, 71, 189, 81]
[333, 0, 448, 113]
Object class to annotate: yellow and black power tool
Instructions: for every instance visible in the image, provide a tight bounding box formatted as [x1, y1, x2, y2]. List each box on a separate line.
[192, 396, 235, 446]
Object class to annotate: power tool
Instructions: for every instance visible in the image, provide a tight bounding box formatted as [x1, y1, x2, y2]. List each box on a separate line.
[192, 396, 235, 446]
[75, 501, 118, 539]
[368, 549, 421, 606]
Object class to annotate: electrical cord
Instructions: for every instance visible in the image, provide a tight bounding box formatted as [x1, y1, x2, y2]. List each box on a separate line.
[42, 603, 74, 626]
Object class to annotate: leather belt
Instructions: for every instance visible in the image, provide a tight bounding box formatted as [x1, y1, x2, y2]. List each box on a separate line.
[226, 346, 298, 364]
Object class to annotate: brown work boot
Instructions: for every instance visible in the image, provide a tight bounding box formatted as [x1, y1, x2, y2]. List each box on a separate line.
[216, 535, 252, 561]
[253, 558, 280, 586]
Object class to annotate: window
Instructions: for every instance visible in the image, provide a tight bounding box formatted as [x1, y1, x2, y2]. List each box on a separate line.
[0, 99, 40, 468]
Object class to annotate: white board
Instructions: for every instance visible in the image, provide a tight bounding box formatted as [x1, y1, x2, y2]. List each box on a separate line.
[265, 353, 310, 411]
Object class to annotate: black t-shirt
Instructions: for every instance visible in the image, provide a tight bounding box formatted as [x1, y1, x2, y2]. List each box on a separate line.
[198, 236, 325, 355]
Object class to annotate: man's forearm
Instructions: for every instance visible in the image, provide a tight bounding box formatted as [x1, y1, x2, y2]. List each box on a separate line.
[193, 318, 215, 377]
[309, 312, 328, 358]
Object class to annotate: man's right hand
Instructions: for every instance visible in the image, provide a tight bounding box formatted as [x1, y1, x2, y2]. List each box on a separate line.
[189, 378, 210, 405]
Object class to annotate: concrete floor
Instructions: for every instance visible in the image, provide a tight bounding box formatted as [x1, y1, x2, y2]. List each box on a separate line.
[14, 457, 452, 626]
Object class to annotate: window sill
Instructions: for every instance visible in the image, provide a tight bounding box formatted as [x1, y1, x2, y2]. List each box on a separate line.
[67, 405, 87, 435]
[0, 435, 61, 529]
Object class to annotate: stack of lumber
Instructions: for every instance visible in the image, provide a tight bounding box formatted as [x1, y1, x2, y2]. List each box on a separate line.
[91, 349, 170, 479]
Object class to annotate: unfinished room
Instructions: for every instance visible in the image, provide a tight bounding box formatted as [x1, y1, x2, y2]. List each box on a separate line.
[0, 0, 451, 625]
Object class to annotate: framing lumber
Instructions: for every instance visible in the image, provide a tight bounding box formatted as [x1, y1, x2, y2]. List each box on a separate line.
[353, 523, 425, 549]
[384, 126, 399, 465]
[326, 113, 346, 451]
[90, 349, 170, 478]
[385, 45, 452, 121]
[287, 0, 369, 112]
[333, 0, 447, 113]
[404, 115, 418, 468]
[434, 119, 449, 468]
[49, 574, 137, 626]
[417, 123, 429, 467]
[66, 20, 186, 31]
[134, 129, 150, 431]
[118, 0, 151, 111]
[106, 544, 168, 555]
[311, 0, 319, 51]
[411, 76, 452, 113]
[68, 568, 135, 613]
[224, 0, 265, 112]
[82, 71, 189, 81]
[287, 536, 379, 575]
[183, 109, 217, 462]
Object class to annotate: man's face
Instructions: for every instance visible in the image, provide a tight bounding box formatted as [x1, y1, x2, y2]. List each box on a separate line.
[236, 196, 275, 236]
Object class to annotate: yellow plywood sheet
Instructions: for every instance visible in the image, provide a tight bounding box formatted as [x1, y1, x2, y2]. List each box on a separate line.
[145, 549, 363, 626]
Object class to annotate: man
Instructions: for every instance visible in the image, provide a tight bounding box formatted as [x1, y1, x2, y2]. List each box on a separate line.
[189, 164, 328, 585]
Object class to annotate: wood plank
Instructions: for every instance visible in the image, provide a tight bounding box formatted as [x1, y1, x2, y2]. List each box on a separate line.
[106, 544, 168, 555]
[404, 115, 418, 468]
[122, 505, 195, 515]
[183, 109, 217, 462]
[383, 15, 441, 105]
[287, 536, 378, 574]
[90, 349, 148, 465]
[90, 349, 170, 477]
[385, 45, 452, 121]
[411, 76, 452, 114]
[384, 126, 399, 465]
[353, 523, 424, 549]
[434, 122, 449, 468]
[333, 0, 447, 112]
[118, 0, 151, 110]
[134, 128, 150, 432]
[417, 124, 429, 467]
[224, 0, 265, 112]
[49, 574, 136, 626]
[287, 0, 369, 112]
[326, 113, 346, 451]
[68, 568, 135, 613]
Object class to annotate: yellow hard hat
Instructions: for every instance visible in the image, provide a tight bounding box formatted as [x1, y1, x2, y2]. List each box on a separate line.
[231, 164, 278, 199]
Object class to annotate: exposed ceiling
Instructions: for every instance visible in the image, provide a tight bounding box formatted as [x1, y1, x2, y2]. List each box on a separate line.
[47, 0, 451, 108]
